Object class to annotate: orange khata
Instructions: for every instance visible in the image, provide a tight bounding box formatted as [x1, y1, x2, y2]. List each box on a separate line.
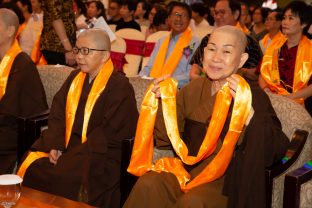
[260, 36, 312, 104]
[128, 76, 252, 192]
[0, 39, 22, 100]
[150, 27, 193, 78]
[17, 59, 114, 178]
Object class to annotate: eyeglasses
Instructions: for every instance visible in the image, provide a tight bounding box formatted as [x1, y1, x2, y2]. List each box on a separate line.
[72, 47, 107, 55]
[170, 12, 189, 19]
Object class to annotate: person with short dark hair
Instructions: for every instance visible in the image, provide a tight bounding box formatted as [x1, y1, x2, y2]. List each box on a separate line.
[249, 7, 269, 41]
[139, 1, 199, 88]
[134, 0, 150, 27]
[152, 8, 169, 32]
[189, 2, 210, 31]
[116, 0, 140, 31]
[259, 1, 312, 112]
[259, 9, 283, 53]
[107, 0, 122, 25]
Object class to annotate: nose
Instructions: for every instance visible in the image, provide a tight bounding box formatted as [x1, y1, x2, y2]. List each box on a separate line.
[212, 51, 222, 63]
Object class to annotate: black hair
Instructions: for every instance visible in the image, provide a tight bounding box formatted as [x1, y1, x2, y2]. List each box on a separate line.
[167, 1, 192, 20]
[121, 0, 137, 12]
[252, 6, 270, 24]
[215, 0, 241, 21]
[191, 2, 207, 17]
[283, 1, 311, 28]
[87, 0, 107, 20]
[153, 8, 168, 27]
[137, 0, 151, 19]
[272, 8, 283, 21]
[17, 0, 32, 13]
[110, 0, 122, 7]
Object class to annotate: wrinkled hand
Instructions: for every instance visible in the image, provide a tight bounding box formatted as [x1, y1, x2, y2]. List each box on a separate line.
[151, 74, 171, 98]
[226, 74, 240, 98]
[49, 149, 62, 165]
[65, 51, 76, 66]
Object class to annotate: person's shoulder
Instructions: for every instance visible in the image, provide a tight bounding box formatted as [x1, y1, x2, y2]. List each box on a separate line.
[12, 52, 36, 73]
[108, 71, 133, 89]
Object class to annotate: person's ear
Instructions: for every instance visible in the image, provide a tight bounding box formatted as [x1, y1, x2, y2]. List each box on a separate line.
[7, 25, 16, 38]
[102, 51, 110, 63]
[238, 52, 249, 68]
[301, 23, 307, 30]
[233, 10, 240, 21]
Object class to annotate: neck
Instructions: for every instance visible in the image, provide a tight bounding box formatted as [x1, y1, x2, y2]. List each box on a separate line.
[211, 79, 226, 95]
[24, 13, 31, 22]
[0, 40, 13, 60]
[123, 16, 133, 22]
[287, 32, 302, 48]
[269, 29, 279, 38]
[33, 8, 42, 14]
[194, 17, 203, 25]
[112, 15, 121, 21]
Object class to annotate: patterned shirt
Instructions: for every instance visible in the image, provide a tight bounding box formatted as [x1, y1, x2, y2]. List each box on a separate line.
[40, 0, 76, 53]
[190, 34, 263, 70]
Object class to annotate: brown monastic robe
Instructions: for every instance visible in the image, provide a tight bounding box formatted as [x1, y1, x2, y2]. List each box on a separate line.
[124, 76, 289, 208]
[0, 52, 48, 174]
[22, 70, 139, 208]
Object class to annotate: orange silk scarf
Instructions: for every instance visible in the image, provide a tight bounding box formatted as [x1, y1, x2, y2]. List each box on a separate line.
[128, 76, 251, 192]
[236, 22, 249, 34]
[261, 36, 312, 103]
[31, 34, 47, 65]
[0, 39, 22, 100]
[17, 59, 114, 178]
[149, 28, 193, 78]
[260, 31, 285, 52]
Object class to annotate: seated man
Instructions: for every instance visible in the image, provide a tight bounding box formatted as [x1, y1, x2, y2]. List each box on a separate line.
[18, 29, 139, 208]
[124, 26, 289, 208]
[0, 8, 48, 174]
[139, 1, 199, 89]
[116, 0, 141, 31]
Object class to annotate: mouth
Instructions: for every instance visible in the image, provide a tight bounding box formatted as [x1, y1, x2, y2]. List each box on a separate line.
[208, 65, 222, 72]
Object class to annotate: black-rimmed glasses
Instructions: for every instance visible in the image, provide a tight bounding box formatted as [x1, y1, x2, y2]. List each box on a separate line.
[72, 47, 107, 55]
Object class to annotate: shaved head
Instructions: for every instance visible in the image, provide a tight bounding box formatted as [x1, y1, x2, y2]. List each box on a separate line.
[211, 25, 247, 53]
[78, 29, 111, 51]
[0, 8, 19, 37]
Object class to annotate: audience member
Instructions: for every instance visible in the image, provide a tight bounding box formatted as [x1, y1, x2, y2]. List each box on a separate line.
[107, 0, 122, 25]
[85, 0, 107, 27]
[259, 9, 283, 53]
[190, 0, 262, 81]
[238, 2, 250, 32]
[40, 0, 76, 66]
[18, 0, 44, 64]
[125, 25, 289, 208]
[134, 0, 150, 27]
[145, 3, 164, 37]
[116, 0, 141, 31]
[139, 2, 199, 88]
[189, 2, 210, 31]
[75, 0, 88, 30]
[0, 8, 47, 174]
[18, 29, 139, 208]
[249, 7, 269, 41]
[259, 1, 312, 107]
[15, 0, 31, 22]
[151, 8, 169, 32]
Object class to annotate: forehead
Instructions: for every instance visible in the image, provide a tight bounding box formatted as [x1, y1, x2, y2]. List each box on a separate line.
[208, 31, 238, 47]
[215, 1, 230, 10]
[268, 12, 277, 19]
[171, 6, 187, 14]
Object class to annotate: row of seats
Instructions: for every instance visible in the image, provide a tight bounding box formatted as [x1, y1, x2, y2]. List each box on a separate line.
[110, 26, 214, 77]
[17, 65, 311, 208]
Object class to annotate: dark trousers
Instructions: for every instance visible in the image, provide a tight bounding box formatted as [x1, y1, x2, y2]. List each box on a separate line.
[42, 50, 66, 65]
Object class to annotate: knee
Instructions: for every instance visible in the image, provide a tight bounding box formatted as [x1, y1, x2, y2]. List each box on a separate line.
[176, 193, 204, 208]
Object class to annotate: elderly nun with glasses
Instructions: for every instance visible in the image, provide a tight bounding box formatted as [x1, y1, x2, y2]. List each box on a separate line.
[18, 28, 139, 208]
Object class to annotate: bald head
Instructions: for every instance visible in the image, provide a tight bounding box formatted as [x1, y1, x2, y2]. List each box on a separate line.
[78, 29, 111, 51]
[0, 8, 19, 38]
[211, 25, 247, 53]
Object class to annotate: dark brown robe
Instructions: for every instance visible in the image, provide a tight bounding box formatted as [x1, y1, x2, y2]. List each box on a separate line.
[0, 52, 48, 174]
[22, 70, 139, 208]
[124, 76, 289, 208]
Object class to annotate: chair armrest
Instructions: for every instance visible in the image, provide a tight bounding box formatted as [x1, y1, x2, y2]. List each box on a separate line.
[120, 137, 137, 206]
[283, 161, 312, 208]
[265, 129, 309, 208]
[17, 109, 50, 163]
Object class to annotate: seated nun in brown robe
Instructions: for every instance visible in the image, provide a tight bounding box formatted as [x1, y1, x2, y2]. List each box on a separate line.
[17, 29, 139, 208]
[0, 8, 48, 174]
[124, 26, 289, 208]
